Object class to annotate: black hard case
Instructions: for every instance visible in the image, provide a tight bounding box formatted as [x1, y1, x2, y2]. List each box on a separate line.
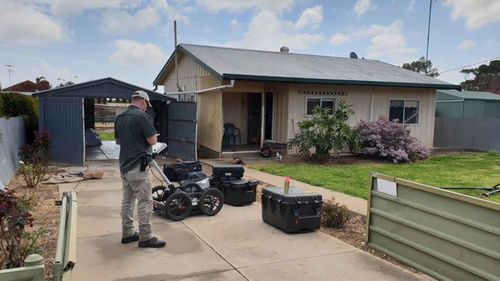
[211, 179, 257, 206]
[211, 164, 244, 180]
[261, 187, 323, 233]
[163, 161, 202, 181]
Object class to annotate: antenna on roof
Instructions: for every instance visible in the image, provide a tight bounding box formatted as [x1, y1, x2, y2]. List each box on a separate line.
[349, 52, 358, 59]
[174, 20, 182, 92]
[280, 46, 290, 53]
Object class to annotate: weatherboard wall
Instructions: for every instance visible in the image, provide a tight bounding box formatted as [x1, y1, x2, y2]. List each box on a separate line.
[287, 84, 436, 148]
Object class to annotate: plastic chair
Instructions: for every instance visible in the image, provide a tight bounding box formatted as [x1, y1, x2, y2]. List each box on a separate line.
[223, 123, 241, 146]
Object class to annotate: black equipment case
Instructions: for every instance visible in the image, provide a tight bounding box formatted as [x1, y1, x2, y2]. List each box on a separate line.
[211, 179, 257, 206]
[261, 187, 322, 233]
[163, 161, 202, 181]
[211, 164, 244, 180]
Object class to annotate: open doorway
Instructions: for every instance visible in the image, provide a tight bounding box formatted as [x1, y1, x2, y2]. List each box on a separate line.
[247, 93, 262, 145]
[264, 92, 273, 140]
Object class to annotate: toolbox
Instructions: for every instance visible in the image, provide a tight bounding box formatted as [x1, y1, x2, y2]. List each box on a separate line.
[163, 161, 202, 182]
[211, 164, 244, 180]
[212, 179, 257, 206]
[261, 187, 322, 233]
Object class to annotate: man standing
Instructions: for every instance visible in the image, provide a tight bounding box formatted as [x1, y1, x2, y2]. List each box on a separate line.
[115, 90, 166, 248]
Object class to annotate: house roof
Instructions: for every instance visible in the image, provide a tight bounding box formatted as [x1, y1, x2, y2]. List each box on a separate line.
[33, 77, 174, 101]
[3, 80, 50, 92]
[154, 44, 460, 90]
[437, 90, 500, 101]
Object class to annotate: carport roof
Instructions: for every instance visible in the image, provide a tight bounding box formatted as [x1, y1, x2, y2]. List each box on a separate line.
[34, 77, 174, 101]
[154, 44, 460, 90]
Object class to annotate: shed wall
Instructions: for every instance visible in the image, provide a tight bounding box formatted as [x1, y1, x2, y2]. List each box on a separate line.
[39, 97, 84, 165]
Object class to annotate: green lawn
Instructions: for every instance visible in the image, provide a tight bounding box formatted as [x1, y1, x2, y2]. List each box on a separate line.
[98, 131, 114, 141]
[254, 152, 500, 203]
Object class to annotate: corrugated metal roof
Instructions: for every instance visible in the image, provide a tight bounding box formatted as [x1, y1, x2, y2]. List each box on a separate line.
[34, 77, 174, 101]
[437, 90, 500, 101]
[154, 44, 460, 89]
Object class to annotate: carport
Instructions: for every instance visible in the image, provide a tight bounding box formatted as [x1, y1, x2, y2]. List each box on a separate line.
[34, 77, 175, 165]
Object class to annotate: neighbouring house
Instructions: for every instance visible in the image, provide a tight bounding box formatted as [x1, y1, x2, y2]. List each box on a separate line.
[2, 79, 50, 94]
[153, 44, 460, 158]
[436, 90, 500, 118]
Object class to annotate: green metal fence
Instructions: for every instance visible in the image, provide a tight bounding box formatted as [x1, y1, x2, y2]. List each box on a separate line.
[367, 173, 500, 281]
[54, 191, 78, 281]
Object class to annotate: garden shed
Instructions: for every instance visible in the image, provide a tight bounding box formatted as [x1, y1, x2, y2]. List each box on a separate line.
[436, 90, 500, 118]
[34, 78, 174, 165]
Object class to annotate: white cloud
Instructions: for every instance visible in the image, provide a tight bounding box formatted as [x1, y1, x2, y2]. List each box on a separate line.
[354, 0, 371, 16]
[407, 0, 416, 12]
[230, 19, 241, 31]
[330, 33, 350, 46]
[458, 39, 475, 50]
[294, 5, 323, 30]
[444, 0, 500, 29]
[358, 20, 417, 62]
[100, 0, 188, 35]
[110, 40, 167, 65]
[224, 10, 323, 51]
[196, 0, 295, 13]
[0, 0, 64, 46]
[31, 0, 144, 16]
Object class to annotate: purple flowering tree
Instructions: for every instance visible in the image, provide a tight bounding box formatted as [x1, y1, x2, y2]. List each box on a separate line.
[355, 118, 429, 163]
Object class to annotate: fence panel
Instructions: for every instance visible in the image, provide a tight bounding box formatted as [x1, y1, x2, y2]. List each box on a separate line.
[0, 117, 25, 190]
[367, 174, 500, 281]
[434, 117, 500, 151]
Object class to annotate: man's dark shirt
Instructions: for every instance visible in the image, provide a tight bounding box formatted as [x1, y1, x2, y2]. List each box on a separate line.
[115, 105, 156, 174]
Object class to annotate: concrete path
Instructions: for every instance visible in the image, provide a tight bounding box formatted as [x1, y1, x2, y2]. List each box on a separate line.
[60, 161, 429, 281]
[201, 159, 368, 216]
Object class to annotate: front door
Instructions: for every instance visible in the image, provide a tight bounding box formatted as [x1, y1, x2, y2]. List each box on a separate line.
[247, 93, 262, 145]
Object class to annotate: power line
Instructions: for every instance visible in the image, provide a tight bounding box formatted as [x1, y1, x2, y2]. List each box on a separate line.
[439, 56, 500, 74]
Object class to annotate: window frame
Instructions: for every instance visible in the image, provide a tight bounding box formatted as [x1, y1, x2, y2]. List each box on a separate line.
[388, 99, 420, 125]
[305, 97, 336, 116]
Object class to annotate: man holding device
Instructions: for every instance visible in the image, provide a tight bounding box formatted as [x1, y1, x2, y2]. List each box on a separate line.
[114, 90, 166, 248]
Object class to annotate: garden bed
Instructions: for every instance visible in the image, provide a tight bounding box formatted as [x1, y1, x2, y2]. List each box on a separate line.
[2, 171, 60, 281]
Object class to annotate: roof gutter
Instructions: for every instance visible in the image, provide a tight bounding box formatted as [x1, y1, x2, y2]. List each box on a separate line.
[164, 79, 235, 96]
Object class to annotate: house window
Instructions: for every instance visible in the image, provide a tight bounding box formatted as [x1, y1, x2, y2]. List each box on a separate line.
[389, 100, 419, 124]
[306, 97, 335, 115]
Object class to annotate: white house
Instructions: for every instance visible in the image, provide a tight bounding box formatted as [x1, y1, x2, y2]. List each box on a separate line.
[153, 44, 459, 158]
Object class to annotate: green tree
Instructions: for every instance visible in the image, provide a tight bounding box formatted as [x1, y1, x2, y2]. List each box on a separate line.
[288, 101, 359, 162]
[402, 57, 439, 77]
[460, 60, 500, 94]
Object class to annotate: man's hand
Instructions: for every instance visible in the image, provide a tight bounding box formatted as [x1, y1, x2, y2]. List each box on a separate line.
[147, 134, 157, 145]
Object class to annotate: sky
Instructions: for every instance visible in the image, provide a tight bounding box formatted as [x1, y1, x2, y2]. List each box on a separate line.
[1, 0, 499, 91]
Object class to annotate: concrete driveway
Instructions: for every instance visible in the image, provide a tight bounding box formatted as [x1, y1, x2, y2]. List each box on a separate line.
[60, 161, 430, 281]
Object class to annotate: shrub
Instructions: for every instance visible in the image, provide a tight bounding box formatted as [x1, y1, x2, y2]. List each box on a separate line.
[0, 92, 39, 143]
[355, 118, 429, 163]
[18, 130, 51, 188]
[321, 197, 352, 228]
[288, 101, 359, 161]
[0, 190, 44, 269]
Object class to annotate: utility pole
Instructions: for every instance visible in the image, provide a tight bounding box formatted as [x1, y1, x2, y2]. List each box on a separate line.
[425, 0, 433, 64]
[5, 64, 14, 86]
